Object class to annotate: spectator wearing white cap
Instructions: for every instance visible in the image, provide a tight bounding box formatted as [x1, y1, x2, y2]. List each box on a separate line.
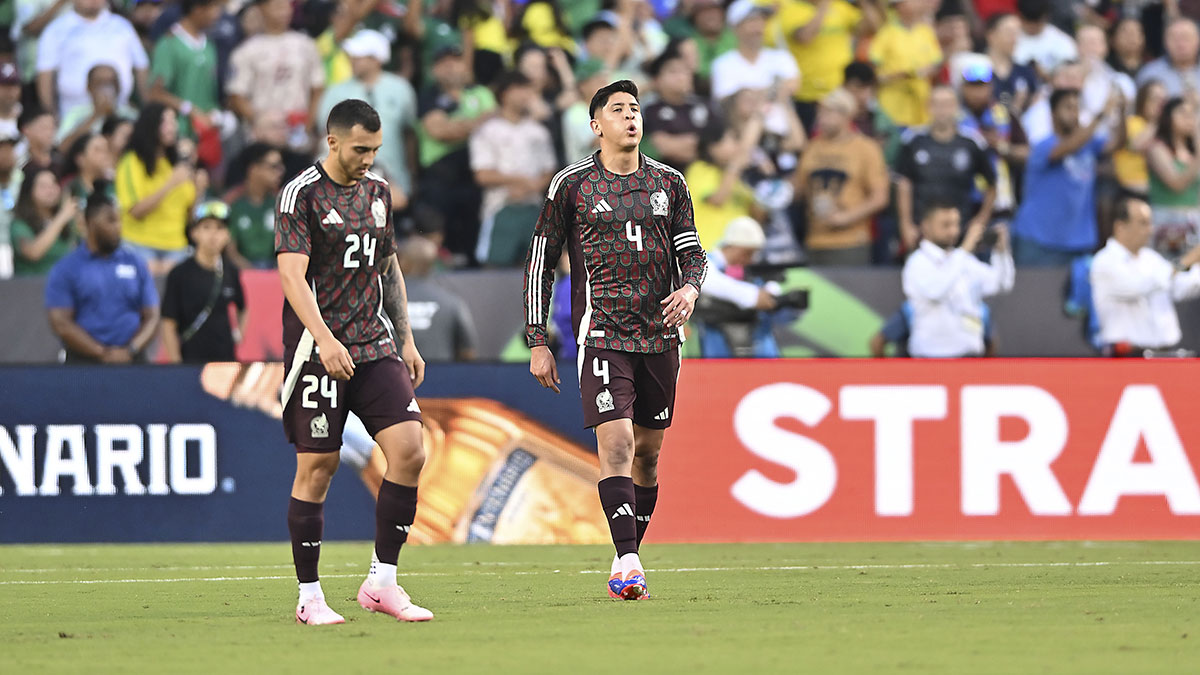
[710, 0, 799, 134]
[696, 215, 788, 357]
[317, 29, 419, 204]
[701, 216, 778, 313]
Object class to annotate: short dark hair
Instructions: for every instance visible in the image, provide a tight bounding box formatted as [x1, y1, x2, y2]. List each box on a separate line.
[493, 70, 533, 100]
[326, 98, 381, 135]
[86, 63, 117, 86]
[1113, 196, 1149, 224]
[242, 141, 279, 168]
[843, 61, 877, 87]
[1016, 0, 1048, 22]
[646, 47, 686, 79]
[919, 198, 961, 223]
[1049, 88, 1081, 114]
[589, 80, 639, 119]
[85, 180, 117, 221]
[182, 0, 220, 15]
[582, 19, 615, 42]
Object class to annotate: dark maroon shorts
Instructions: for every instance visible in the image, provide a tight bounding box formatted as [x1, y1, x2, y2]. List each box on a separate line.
[282, 356, 422, 452]
[577, 346, 680, 430]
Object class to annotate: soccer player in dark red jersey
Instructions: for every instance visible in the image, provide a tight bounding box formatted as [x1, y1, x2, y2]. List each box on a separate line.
[523, 80, 707, 600]
[276, 99, 433, 625]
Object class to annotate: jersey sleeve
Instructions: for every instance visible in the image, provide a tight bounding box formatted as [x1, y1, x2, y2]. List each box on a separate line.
[523, 183, 571, 348]
[274, 184, 312, 256]
[668, 174, 707, 292]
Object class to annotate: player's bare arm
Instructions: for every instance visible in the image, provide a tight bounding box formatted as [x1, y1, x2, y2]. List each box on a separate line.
[278, 251, 355, 380]
[381, 252, 425, 389]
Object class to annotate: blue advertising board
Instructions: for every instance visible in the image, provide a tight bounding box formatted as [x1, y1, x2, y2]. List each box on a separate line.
[0, 364, 588, 543]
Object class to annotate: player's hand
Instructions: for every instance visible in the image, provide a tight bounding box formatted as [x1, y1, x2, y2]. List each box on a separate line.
[402, 339, 425, 389]
[661, 284, 699, 328]
[530, 345, 560, 394]
[317, 335, 355, 380]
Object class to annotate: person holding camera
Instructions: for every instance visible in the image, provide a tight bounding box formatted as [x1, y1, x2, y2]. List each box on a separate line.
[696, 216, 807, 357]
[115, 102, 207, 275]
[902, 199, 1014, 358]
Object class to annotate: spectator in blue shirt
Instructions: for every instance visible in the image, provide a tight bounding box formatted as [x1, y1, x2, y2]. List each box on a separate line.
[45, 182, 161, 363]
[1012, 88, 1126, 266]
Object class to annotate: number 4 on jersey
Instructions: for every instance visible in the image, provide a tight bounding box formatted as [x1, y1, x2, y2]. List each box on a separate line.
[625, 221, 643, 252]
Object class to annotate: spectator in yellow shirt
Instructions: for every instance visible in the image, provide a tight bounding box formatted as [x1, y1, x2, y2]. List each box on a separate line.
[686, 132, 765, 251]
[868, 0, 942, 128]
[776, 0, 884, 130]
[115, 103, 205, 275]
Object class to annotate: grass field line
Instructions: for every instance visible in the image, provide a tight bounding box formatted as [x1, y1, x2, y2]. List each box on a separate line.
[0, 561, 524, 574]
[4, 559, 1200, 585]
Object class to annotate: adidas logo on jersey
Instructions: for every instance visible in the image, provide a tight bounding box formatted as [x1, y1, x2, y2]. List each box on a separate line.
[591, 198, 613, 214]
[407, 398, 421, 413]
[322, 210, 344, 225]
[611, 503, 635, 519]
[653, 408, 670, 421]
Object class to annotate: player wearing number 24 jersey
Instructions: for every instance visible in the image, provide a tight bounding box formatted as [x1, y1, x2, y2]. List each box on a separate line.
[523, 80, 708, 602]
[275, 99, 432, 627]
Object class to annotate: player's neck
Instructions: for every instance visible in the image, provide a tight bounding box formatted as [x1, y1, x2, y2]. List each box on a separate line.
[597, 147, 640, 176]
[320, 156, 357, 186]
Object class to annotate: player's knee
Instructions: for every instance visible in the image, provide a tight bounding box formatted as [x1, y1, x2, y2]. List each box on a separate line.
[600, 434, 635, 467]
[634, 439, 661, 464]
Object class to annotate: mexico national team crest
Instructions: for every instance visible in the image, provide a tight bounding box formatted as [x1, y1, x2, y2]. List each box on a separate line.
[596, 389, 615, 413]
[651, 190, 669, 217]
[310, 413, 329, 439]
[371, 198, 387, 229]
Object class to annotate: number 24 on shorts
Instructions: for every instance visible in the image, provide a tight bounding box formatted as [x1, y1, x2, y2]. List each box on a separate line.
[301, 374, 338, 409]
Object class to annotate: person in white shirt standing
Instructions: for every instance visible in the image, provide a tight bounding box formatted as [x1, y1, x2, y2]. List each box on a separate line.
[35, 0, 149, 119]
[903, 199, 1015, 358]
[710, 0, 799, 138]
[1090, 196, 1200, 354]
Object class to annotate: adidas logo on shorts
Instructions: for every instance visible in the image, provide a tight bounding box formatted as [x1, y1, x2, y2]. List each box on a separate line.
[407, 398, 421, 413]
[653, 408, 670, 421]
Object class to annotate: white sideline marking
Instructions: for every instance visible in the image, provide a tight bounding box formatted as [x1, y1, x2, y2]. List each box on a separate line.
[0, 561, 523, 574]
[2, 560, 1199, 585]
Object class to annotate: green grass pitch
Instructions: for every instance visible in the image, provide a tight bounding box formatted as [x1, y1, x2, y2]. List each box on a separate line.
[3, 541, 1199, 674]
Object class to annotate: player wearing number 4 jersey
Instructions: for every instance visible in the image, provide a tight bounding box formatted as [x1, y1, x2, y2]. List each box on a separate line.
[523, 80, 708, 600]
[275, 99, 432, 626]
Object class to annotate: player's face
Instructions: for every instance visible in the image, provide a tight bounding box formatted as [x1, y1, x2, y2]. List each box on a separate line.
[920, 208, 961, 249]
[330, 124, 383, 181]
[591, 92, 642, 150]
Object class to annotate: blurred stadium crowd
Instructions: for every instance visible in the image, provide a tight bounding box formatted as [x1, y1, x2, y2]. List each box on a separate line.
[2, 0, 1200, 360]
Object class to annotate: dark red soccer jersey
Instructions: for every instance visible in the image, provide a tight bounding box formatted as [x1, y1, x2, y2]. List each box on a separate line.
[275, 163, 397, 365]
[523, 152, 708, 354]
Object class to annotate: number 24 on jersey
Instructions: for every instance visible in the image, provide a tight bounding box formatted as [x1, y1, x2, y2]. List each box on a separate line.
[343, 233, 377, 269]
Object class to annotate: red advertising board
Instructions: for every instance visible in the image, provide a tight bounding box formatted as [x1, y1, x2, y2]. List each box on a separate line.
[654, 360, 1200, 542]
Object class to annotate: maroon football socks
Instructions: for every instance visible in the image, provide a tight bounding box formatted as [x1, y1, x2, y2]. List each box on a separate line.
[288, 497, 324, 583]
[374, 480, 418, 565]
[634, 483, 658, 547]
[599, 476, 639, 557]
